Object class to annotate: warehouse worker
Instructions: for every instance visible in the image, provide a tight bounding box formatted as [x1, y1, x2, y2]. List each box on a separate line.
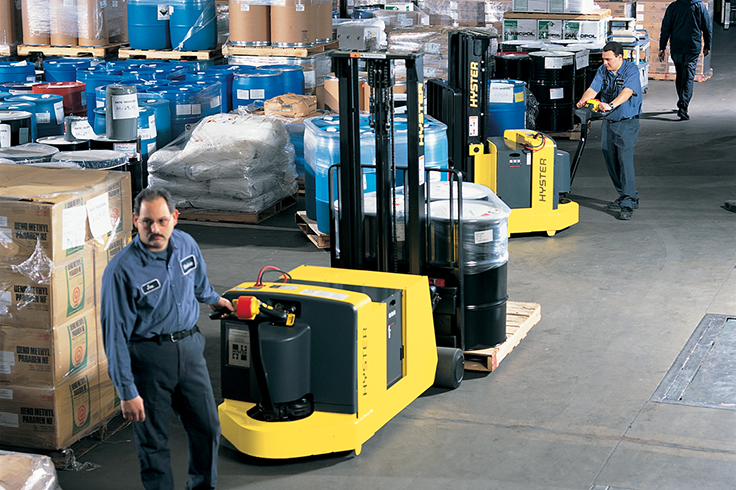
[658, 0, 712, 120]
[576, 41, 642, 221]
[101, 186, 234, 490]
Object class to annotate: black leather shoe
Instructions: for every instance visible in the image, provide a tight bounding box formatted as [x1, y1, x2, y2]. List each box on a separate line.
[678, 110, 689, 120]
[607, 199, 639, 210]
[617, 207, 633, 220]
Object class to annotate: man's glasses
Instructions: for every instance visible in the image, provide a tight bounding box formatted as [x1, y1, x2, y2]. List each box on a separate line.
[138, 217, 172, 228]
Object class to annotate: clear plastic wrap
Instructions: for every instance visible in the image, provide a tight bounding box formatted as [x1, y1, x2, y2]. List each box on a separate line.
[147, 113, 298, 213]
[0, 450, 62, 490]
[20, 0, 117, 46]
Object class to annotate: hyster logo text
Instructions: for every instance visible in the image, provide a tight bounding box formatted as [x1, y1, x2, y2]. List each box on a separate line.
[470, 62, 479, 108]
[539, 157, 548, 202]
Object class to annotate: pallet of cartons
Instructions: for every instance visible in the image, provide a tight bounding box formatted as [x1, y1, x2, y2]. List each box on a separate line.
[464, 301, 541, 372]
[503, 8, 611, 19]
[118, 45, 223, 61]
[222, 40, 338, 58]
[177, 194, 298, 224]
[0, 43, 17, 57]
[17, 42, 127, 58]
[295, 210, 330, 249]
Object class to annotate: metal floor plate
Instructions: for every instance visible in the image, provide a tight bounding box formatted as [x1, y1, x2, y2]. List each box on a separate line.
[652, 314, 736, 410]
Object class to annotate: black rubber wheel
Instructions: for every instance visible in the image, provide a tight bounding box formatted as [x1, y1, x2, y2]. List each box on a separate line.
[434, 347, 464, 389]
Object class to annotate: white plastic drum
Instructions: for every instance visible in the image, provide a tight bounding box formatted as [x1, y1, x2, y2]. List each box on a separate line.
[429, 199, 510, 271]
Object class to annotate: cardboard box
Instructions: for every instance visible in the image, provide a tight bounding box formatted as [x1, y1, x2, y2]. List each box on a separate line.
[0, 251, 95, 329]
[538, 19, 563, 40]
[0, 364, 102, 450]
[372, 9, 430, 31]
[512, 0, 548, 12]
[0, 308, 99, 386]
[0, 166, 132, 268]
[596, 1, 634, 18]
[563, 19, 608, 42]
[324, 73, 371, 112]
[93, 231, 130, 307]
[503, 19, 538, 40]
[265, 94, 319, 118]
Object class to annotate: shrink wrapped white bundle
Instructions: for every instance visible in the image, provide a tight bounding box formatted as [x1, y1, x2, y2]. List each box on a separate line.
[147, 113, 298, 214]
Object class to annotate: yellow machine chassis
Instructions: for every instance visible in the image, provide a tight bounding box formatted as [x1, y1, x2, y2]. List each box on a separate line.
[218, 266, 438, 459]
[473, 129, 579, 236]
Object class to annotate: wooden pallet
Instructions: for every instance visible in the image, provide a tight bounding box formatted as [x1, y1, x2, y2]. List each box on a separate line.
[649, 69, 713, 82]
[177, 194, 298, 224]
[18, 42, 126, 58]
[503, 8, 611, 20]
[464, 301, 541, 372]
[223, 41, 338, 58]
[295, 210, 330, 249]
[545, 121, 590, 141]
[0, 412, 128, 470]
[0, 43, 17, 57]
[50, 412, 129, 469]
[118, 45, 223, 61]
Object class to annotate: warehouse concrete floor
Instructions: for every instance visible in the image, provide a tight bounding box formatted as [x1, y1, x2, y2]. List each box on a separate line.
[55, 26, 736, 490]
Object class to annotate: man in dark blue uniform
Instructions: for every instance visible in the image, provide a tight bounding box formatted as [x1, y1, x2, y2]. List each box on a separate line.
[576, 41, 643, 221]
[658, 0, 712, 120]
[101, 187, 234, 490]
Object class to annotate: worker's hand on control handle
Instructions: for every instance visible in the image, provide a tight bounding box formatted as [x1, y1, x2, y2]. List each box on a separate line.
[122, 396, 146, 422]
[658, 49, 665, 62]
[209, 296, 235, 319]
[598, 102, 613, 112]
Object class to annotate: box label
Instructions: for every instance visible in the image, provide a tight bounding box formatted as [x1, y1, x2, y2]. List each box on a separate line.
[65, 257, 86, 317]
[70, 376, 92, 434]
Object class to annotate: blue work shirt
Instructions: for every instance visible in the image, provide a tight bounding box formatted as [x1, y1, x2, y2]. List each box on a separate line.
[100, 228, 220, 401]
[590, 60, 642, 122]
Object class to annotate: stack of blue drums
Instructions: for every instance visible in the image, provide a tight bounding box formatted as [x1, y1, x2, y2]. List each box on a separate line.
[127, 0, 217, 51]
[304, 114, 450, 234]
[6, 94, 65, 138]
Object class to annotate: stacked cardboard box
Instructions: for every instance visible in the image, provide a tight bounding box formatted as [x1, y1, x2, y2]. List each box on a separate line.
[0, 165, 131, 450]
[503, 9, 611, 42]
[636, 0, 713, 81]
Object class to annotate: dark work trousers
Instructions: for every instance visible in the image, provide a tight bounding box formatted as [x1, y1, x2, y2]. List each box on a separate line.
[128, 331, 220, 490]
[671, 53, 699, 112]
[601, 117, 640, 209]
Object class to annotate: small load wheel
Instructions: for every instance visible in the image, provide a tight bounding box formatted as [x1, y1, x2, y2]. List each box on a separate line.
[434, 347, 464, 389]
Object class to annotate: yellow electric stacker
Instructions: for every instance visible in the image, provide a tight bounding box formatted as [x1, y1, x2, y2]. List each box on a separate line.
[211, 30, 580, 459]
[212, 48, 506, 459]
[427, 29, 579, 236]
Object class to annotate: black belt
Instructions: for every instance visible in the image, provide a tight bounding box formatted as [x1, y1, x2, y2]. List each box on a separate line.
[610, 115, 639, 122]
[133, 326, 199, 344]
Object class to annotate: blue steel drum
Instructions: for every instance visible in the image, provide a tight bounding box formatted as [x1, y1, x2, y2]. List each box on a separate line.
[169, 0, 217, 51]
[304, 116, 376, 232]
[486, 79, 526, 137]
[144, 85, 208, 139]
[167, 80, 222, 115]
[391, 114, 449, 186]
[0, 61, 36, 83]
[127, 0, 171, 50]
[266, 65, 304, 95]
[176, 59, 215, 71]
[94, 107, 107, 135]
[104, 59, 145, 71]
[138, 97, 173, 148]
[232, 69, 283, 109]
[137, 106, 158, 158]
[6, 94, 65, 138]
[186, 70, 234, 111]
[44, 58, 93, 83]
[0, 82, 37, 95]
[210, 64, 255, 72]
[0, 102, 38, 141]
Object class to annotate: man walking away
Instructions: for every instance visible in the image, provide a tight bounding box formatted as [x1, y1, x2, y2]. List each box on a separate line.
[658, 0, 712, 120]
